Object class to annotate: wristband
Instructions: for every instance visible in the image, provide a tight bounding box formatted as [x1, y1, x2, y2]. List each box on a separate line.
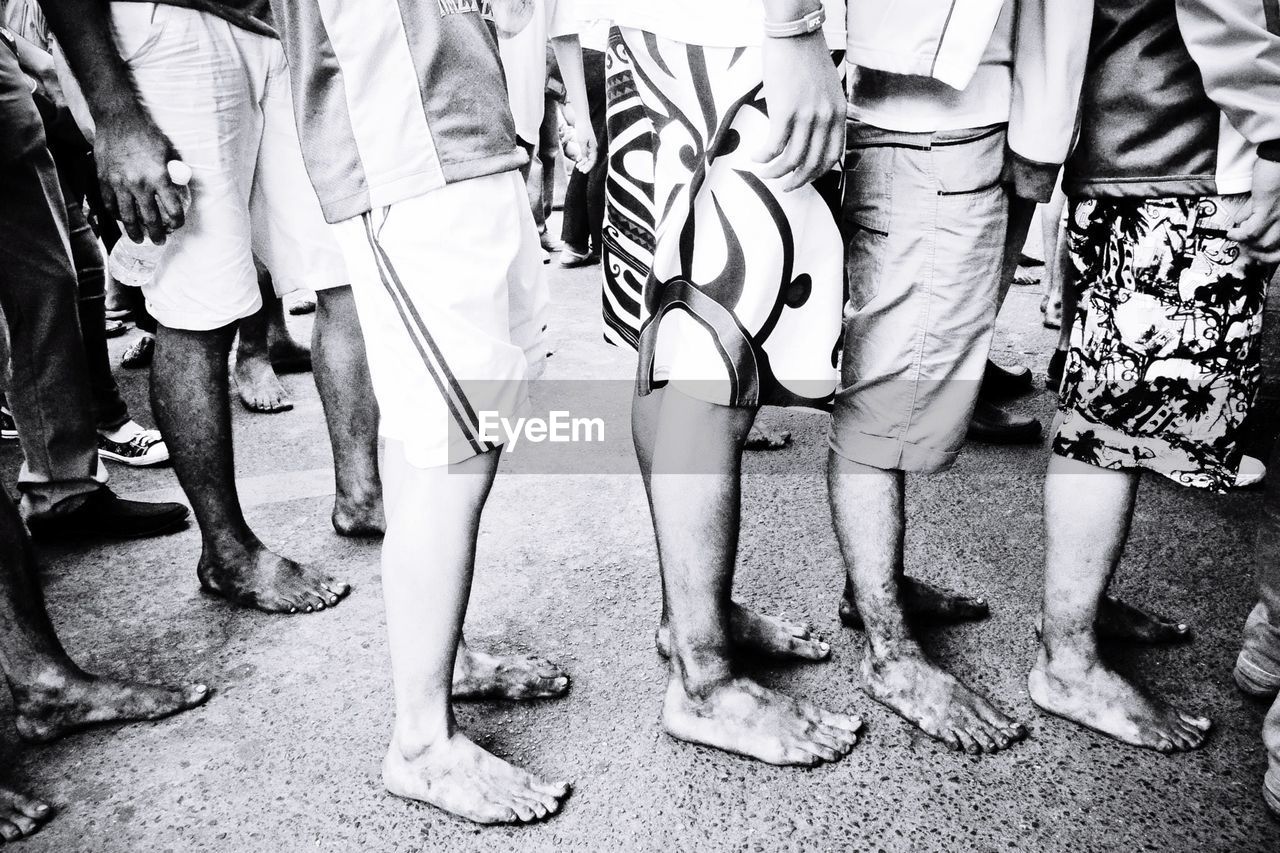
[1257, 140, 1280, 163]
[763, 7, 826, 39]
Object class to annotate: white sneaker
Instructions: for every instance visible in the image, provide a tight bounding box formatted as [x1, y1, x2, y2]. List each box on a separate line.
[1236, 455, 1267, 488]
[97, 421, 170, 467]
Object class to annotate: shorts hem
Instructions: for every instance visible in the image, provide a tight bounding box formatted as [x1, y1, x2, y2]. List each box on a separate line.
[828, 429, 958, 473]
[145, 294, 263, 332]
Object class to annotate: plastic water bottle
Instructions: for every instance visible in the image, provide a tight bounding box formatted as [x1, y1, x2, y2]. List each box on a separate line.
[107, 160, 192, 288]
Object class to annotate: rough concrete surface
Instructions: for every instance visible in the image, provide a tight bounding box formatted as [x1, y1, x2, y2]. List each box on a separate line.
[2, 262, 1279, 852]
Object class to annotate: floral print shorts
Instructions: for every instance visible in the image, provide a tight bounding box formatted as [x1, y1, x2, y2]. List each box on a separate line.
[1055, 196, 1273, 491]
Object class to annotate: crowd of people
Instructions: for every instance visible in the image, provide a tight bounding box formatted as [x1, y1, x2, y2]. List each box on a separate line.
[0, 0, 1279, 841]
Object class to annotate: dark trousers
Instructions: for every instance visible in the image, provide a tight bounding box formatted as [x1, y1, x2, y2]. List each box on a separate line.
[60, 175, 130, 432]
[0, 147, 104, 516]
[560, 48, 608, 254]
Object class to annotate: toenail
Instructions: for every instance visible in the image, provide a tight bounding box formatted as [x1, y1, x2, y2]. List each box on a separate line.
[195, 684, 208, 693]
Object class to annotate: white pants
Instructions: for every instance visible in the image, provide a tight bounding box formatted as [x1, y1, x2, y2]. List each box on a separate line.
[110, 3, 348, 330]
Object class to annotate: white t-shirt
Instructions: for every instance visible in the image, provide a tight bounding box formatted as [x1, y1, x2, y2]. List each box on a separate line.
[499, 0, 580, 144]
[582, 0, 845, 49]
[847, 1, 1013, 133]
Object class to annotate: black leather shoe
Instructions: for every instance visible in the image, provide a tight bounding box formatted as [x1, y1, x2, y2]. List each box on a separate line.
[967, 400, 1043, 445]
[981, 359, 1034, 400]
[27, 487, 190, 542]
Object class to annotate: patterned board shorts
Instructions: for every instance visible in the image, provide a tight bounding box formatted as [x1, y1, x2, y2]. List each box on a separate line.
[600, 28, 845, 409]
[1055, 196, 1273, 491]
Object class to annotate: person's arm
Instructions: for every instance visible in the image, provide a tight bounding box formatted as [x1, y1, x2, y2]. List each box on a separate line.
[550, 32, 596, 172]
[1176, 0, 1280, 261]
[38, 0, 185, 242]
[757, 0, 844, 192]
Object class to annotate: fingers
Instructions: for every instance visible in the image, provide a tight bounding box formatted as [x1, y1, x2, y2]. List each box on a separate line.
[155, 184, 187, 233]
[755, 111, 794, 172]
[758, 111, 843, 191]
[760, 113, 814, 189]
[135, 192, 169, 245]
[116, 194, 146, 244]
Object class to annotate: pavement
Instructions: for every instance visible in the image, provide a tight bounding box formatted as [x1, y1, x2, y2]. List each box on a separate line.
[2, 259, 1279, 852]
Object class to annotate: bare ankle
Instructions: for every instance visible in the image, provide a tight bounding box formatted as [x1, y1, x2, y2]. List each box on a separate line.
[669, 658, 733, 702]
[391, 718, 453, 761]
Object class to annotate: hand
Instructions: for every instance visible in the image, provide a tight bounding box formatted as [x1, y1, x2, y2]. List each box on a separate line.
[1229, 158, 1280, 263]
[567, 121, 597, 174]
[491, 0, 534, 38]
[94, 108, 187, 244]
[756, 33, 845, 192]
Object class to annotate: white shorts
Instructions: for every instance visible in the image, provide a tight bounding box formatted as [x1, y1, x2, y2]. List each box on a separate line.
[333, 171, 549, 469]
[110, 3, 348, 330]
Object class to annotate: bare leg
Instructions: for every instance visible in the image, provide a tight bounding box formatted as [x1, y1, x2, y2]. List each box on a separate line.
[312, 287, 384, 537]
[233, 300, 292, 414]
[1040, 187, 1068, 330]
[649, 390, 860, 765]
[151, 323, 349, 613]
[1028, 455, 1211, 751]
[634, 390, 828, 662]
[0, 486, 207, 743]
[828, 452, 1025, 754]
[1047, 197, 1079, 390]
[264, 290, 312, 373]
[379, 442, 570, 824]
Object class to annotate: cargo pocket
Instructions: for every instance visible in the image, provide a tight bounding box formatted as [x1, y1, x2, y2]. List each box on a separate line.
[842, 145, 892, 313]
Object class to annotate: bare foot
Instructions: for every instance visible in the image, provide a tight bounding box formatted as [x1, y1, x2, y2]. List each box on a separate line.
[269, 338, 313, 374]
[11, 670, 209, 743]
[234, 355, 292, 413]
[1028, 650, 1210, 752]
[839, 577, 989, 630]
[452, 649, 569, 701]
[1097, 596, 1191, 643]
[662, 676, 861, 765]
[655, 602, 830, 662]
[383, 732, 570, 824]
[862, 649, 1025, 754]
[1033, 596, 1192, 645]
[198, 543, 349, 614]
[332, 495, 385, 538]
[744, 422, 792, 451]
[0, 787, 51, 843]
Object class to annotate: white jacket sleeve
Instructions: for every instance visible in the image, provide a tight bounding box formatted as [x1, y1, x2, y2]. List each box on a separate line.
[1008, 0, 1090, 167]
[1175, 0, 1280, 145]
[1006, 0, 1092, 200]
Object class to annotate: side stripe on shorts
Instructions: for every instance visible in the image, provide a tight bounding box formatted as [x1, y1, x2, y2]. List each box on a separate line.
[361, 216, 493, 456]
